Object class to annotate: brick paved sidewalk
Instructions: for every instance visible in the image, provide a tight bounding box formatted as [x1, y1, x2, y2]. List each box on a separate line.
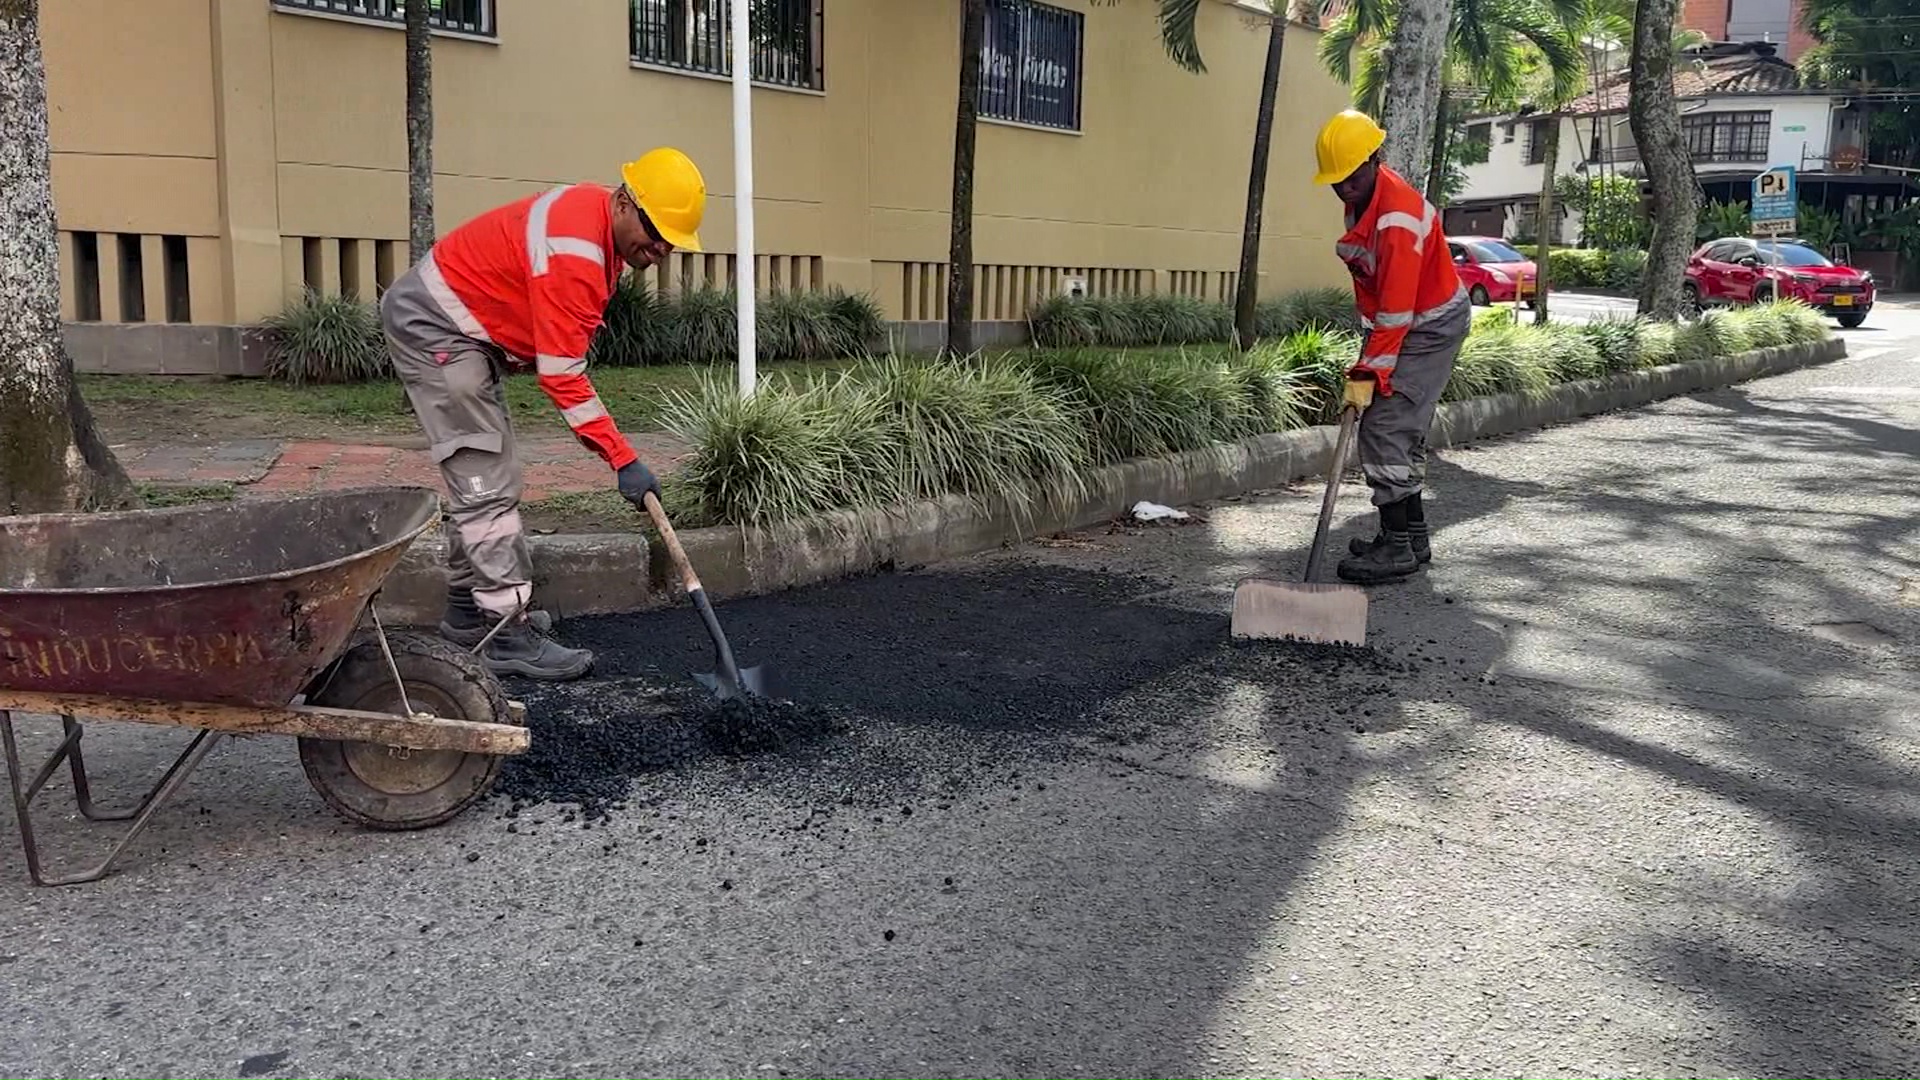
[120, 431, 691, 501]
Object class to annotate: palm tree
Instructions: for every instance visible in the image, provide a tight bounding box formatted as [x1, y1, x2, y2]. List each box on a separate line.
[1151, 0, 1311, 350]
[1627, 0, 1697, 319]
[405, 0, 434, 265]
[945, 0, 988, 356]
[1320, 0, 1585, 123]
[0, 0, 136, 512]
[944, 0, 1228, 355]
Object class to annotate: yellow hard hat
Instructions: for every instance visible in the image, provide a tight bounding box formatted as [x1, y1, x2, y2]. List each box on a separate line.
[620, 147, 706, 252]
[1313, 109, 1387, 185]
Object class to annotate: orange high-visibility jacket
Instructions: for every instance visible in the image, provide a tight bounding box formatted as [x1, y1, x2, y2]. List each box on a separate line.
[1335, 165, 1468, 398]
[419, 183, 637, 470]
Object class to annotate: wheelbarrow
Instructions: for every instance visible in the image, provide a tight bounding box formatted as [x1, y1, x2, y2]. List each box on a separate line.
[0, 487, 529, 886]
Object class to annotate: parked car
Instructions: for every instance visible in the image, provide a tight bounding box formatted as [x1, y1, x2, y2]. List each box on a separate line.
[1684, 237, 1874, 328]
[1448, 236, 1538, 307]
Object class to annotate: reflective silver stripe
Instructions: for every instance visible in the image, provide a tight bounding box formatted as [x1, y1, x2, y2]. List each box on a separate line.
[561, 396, 609, 427]
[418, 252, 490, 341]
[1374, 310, 1414, 329]
[458, 509, 525, 546]
[1362, 463, 1413, 482]
[1412, 284, 1471, 327]
[1359, 353, 1400, 371]
[546, 237, 606, 267]
[1336, 242, 1370, 260]
[1360, 315, 1376, 330]
[526, 185, 570, 277]
[536, 353, 589, 377]
[1377, 210, 1426, 235]
[1377, 204, 1440, 255]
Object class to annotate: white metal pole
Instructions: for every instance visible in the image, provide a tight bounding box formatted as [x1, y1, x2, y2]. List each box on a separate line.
[731, 0, 757, 397]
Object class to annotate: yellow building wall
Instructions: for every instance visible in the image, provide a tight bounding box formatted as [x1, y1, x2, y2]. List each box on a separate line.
[42, 0, 1353, 327]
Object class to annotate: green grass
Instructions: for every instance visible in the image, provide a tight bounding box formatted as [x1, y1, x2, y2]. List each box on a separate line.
[134, 482, 238, 507]
[82, 361, 859, 435]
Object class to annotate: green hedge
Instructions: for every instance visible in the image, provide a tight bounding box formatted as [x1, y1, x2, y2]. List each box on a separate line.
[254, 283, 886, 384]
[1547, 248, 1647, 293]
[664, 300, 1832, 526]
[1029, 287, 1361, 349]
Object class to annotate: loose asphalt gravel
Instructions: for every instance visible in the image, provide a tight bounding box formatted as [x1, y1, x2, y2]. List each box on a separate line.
[2, 309, 1918, 1079]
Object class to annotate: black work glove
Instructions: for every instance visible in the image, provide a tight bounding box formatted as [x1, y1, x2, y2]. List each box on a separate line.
[616, 459, 661, 510]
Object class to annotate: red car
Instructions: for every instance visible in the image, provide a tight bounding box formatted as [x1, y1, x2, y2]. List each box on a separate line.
[1684, 237, 1874, 327]
[1448, 236, 1539, 306]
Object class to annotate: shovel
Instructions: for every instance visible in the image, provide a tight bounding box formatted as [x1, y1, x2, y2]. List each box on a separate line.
[639, 491, 778, 701]
[1230, 400, 1370, 647]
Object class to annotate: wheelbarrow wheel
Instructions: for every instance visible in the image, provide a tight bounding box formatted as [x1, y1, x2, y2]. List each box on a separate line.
[298, 631, 519, 831]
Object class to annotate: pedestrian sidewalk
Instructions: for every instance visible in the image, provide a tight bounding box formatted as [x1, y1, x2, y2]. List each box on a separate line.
[119, 431, 691, 501]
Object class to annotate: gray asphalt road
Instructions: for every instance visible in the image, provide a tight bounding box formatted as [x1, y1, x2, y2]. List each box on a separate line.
[3, 310, 1917, 1079]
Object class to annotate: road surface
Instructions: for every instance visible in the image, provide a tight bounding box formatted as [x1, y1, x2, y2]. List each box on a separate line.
[2, 308, 1916, 1078]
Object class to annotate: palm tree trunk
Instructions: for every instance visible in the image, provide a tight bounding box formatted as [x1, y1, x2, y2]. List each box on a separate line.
[1425, 92, 1452, 204]
[1628, 0, 1697, 319]
[1379, 0, 1450, 180]
[945, 0, 987, 358]
[1534, 117, 1559, 325]
[405, 0, 434, 266]
[0, 0, 135, 514]
[1232, 10, 1287, 351]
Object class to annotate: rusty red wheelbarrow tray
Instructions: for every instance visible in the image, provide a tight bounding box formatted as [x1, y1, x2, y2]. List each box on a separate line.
[0, 487, 530, 887]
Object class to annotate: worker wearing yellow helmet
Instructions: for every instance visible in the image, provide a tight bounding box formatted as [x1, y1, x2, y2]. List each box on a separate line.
[380, 148, 707, 681]
[1314, 110, 1471, 586]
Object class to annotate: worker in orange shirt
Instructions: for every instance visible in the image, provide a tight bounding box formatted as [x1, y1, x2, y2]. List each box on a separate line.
[380, 148, 706, 681]
[1314, 110, 1472, 585]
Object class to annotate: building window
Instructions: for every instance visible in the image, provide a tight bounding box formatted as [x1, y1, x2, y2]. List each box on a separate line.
[1682, 110, 1771, 163]
[630, 0, 825, 91]
[979, 0, 1085, 131]
[1524, 118, 1555, 165]
[275, 0, 496, 36]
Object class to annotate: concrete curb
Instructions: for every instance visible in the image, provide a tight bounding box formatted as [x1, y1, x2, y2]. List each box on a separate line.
[377, 337, 1846, 623]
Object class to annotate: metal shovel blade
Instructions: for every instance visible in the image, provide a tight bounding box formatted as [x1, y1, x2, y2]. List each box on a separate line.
[1230, 577, 1369, 647]
[693, 664, 780, 702]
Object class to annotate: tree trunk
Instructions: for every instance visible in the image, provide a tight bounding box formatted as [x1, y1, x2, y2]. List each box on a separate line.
[945, 0, 987, 358]
[1379, 0, 1450, 182]
[405, 0, 435, 265]
[1628, 0, 1697, 319]
[1424, 91, 1452, 204]
[1533, 118, 1558, 325]
[0, 0, 136, 515]
[1232, 11, 1287, 352]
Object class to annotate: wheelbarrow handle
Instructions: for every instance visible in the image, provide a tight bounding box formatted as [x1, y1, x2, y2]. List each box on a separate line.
[640, 491, 746, 693]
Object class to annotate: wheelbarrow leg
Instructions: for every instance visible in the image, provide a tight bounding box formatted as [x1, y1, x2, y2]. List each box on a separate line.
[65, 715, 181, 823]
[1, 709, 225, 887]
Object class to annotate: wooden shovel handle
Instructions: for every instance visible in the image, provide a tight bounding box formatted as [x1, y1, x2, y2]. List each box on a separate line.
[641, 490, 702, 594]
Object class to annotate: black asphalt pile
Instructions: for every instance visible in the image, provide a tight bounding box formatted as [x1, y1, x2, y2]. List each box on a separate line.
[552, 563, 1227, 730]
[497, 562, 1424, 817]
[493, 682, 851, 818]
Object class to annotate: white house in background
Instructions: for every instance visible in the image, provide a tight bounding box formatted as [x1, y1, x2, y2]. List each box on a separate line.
[1444, 41, 1870, 245]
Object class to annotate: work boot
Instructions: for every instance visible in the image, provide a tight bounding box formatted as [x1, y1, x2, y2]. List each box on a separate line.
[438, 588, 552, 648]
[1337, 530, 1421, 584]
[1348, 519, 1432, 563]
[479, 616, 594, 682]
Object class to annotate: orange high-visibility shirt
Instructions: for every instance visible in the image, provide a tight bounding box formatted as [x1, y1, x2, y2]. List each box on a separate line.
[418, 183, 637, 470]
[1335, 165, 1468, 398]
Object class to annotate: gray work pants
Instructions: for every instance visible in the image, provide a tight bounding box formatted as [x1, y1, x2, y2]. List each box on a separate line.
[381, 261, 532, 617]
[1357, 300, 1470, 507]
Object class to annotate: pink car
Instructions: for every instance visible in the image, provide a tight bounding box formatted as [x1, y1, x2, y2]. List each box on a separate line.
[1448, 236, 1539, 307]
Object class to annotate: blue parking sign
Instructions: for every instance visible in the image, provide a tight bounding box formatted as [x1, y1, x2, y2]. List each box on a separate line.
[1751, 166, 1797, 234]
